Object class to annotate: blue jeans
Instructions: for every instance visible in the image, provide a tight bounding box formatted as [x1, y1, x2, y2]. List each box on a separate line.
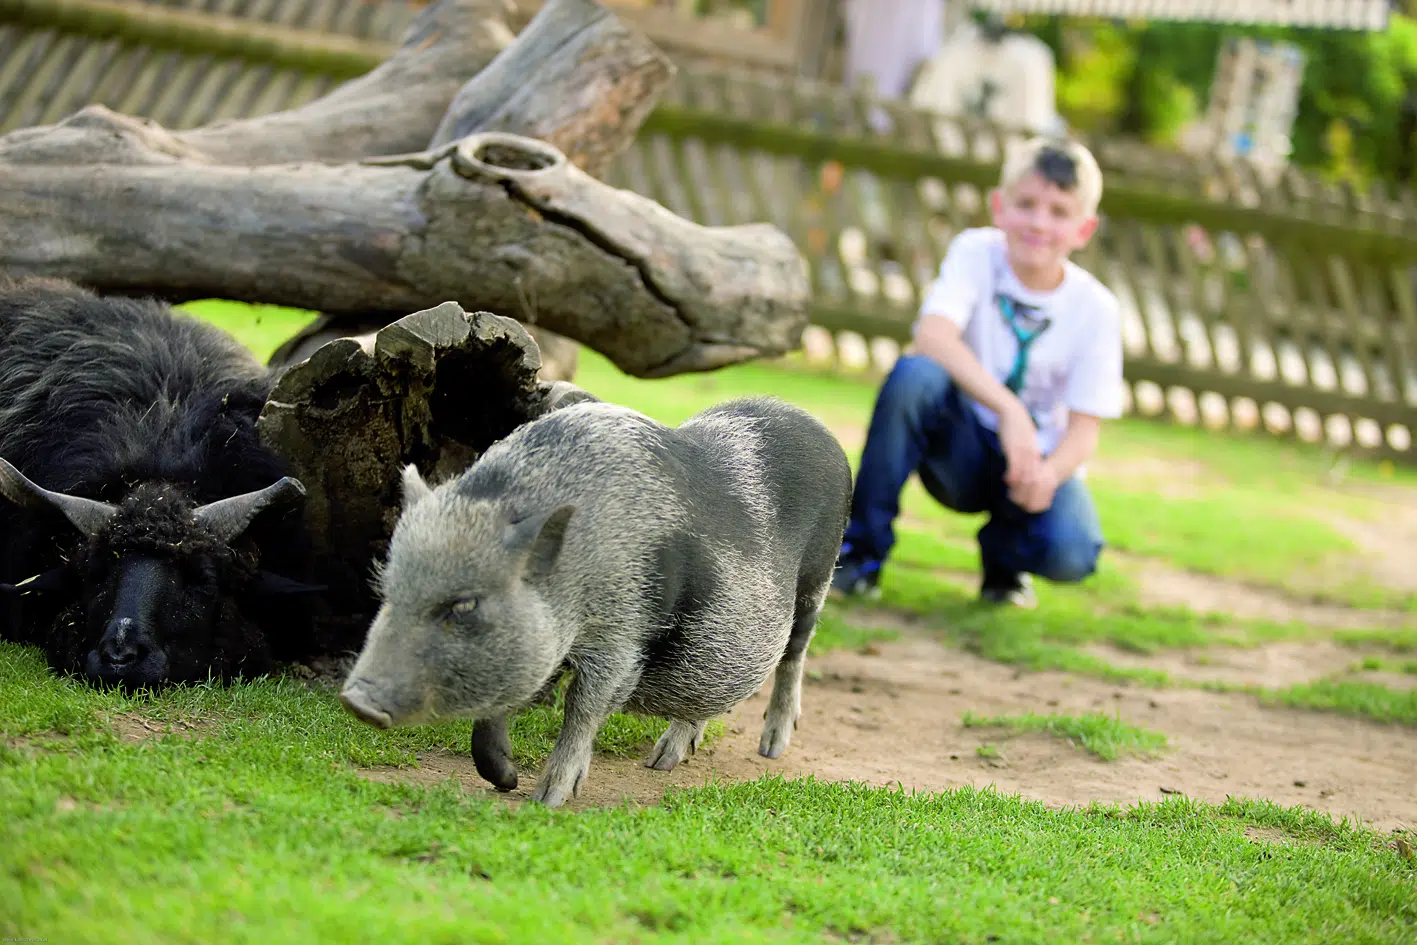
[841, 355, 1104, 583]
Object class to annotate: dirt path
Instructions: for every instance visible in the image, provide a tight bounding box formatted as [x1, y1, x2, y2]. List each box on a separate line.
[358, 630, 1417, 832]
[1119, 553, 1414, 630]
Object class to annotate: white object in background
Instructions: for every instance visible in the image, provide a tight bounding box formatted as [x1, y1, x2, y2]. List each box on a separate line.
[843, 0, 947, 103]
[909, 21, 1065, 139]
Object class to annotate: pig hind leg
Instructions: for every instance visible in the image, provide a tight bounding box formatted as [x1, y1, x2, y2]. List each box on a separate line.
[646, 718, 708, 771]
[759, 578, 829, 759]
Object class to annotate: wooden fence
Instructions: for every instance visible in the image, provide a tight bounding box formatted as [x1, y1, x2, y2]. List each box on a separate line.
[635, 64, 1417, 460]
[3, 0, 1417, 460]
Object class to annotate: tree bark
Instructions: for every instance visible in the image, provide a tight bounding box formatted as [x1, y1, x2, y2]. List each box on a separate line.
[268, 315, 583, 382]
[0, 130, 806, 376]
[430, 0, 671, 177]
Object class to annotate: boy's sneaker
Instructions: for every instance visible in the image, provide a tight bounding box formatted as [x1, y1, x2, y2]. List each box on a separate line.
[980, 570, 1037, 609]
[830, 556, 882, 600]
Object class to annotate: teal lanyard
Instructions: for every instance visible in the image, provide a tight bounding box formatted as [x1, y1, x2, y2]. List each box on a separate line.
[998, 295, 1052, 394]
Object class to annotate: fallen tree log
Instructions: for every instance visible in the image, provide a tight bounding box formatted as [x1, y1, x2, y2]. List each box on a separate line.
[0, 0, 671, 175]
[0, 0, 807, 377]
[0, 0, 517, 166]
[254, 0, 681, 377]
[0, 129, 805, 376]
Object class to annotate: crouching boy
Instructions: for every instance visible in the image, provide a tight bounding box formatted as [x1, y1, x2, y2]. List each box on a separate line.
[832, 136, 1124, 609]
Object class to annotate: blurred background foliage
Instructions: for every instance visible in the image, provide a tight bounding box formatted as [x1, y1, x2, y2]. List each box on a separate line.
[1014, 6, 1417, 190]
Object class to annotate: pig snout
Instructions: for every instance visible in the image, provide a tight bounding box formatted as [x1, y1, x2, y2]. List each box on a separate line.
[339, 679, 395, 729]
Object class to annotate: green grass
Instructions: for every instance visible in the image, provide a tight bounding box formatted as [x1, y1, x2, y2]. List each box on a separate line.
[8, 641, 1411, 943]
[809, 609, 900, 654]
[5, 663, 1415, 944]
[856, 537, 1299, 690]
[1259, 680, 1417, 727]
[962, 710, 1170, 762]
[1092, 488, 1410, 612]
[0, 644, 694, 771]
[8, 301, 1417, 940]
[1080, 410, 1417, 494]
[1338, 629, 1417, 653]
[1351, 655, 1417, 676]
[177, 298, 319, 364]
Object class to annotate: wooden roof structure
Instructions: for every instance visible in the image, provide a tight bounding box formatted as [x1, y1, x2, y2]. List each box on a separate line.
[969, 0, 1391, 30]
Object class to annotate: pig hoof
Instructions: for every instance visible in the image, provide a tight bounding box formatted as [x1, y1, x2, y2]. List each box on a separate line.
[530, 784, 569, 809]
[477, 758, 518, 793]
[646, 720, 706, 772]
[758, 712, 797, 759]
[530, 763, 587, 808]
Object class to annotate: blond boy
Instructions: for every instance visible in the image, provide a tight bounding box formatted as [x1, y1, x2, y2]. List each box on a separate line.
[831, 137, 1123, 607]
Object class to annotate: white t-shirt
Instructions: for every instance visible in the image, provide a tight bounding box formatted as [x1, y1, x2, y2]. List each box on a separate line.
[916, 227, 1124, 456]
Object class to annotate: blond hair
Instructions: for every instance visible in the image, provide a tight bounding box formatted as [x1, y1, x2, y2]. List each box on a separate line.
[999, 136, 1103, 218]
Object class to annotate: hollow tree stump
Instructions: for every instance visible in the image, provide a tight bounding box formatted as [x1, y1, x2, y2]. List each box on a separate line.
[259, 300, 599, 653]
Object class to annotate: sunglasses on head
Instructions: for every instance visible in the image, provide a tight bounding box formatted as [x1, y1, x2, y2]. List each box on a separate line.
[1033, 146, 1079, 191]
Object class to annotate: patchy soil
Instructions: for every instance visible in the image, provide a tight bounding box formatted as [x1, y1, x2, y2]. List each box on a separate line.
[356, 631, 1417, 832]
[106, 712, 209, 742]
[1081, 639, 1362, 689]
[1117, 553, 1414, 630]
[1317, 509, 1417, 597]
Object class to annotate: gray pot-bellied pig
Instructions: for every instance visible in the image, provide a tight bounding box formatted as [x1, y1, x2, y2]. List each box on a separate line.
[338, 396, 852, 808]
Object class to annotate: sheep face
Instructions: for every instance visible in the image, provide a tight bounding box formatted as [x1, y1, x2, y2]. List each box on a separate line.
[1, 460, 307, 688]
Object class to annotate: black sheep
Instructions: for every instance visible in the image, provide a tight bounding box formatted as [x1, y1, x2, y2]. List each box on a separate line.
[0, 277, 319, 687]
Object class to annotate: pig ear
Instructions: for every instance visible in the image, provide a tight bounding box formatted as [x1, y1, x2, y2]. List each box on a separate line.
[505, 504, 576, 581]
[400, 464, 433, 511]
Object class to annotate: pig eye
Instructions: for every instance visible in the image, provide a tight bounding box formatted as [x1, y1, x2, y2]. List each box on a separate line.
[447, 597, 479, 620]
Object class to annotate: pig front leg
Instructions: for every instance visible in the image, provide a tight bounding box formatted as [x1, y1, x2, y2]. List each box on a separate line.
[646, 719, 707, 771]
[530, 663, 636, 808]
[471, 715, 518, 792]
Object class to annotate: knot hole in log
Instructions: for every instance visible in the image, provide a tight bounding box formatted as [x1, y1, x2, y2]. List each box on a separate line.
[452, 132, 566, 183]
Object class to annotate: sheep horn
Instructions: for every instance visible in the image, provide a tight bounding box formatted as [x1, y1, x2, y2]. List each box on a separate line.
[192, 476, 307, 542]
[0, 457, 117, 538]
[0, 568, 69, 594]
